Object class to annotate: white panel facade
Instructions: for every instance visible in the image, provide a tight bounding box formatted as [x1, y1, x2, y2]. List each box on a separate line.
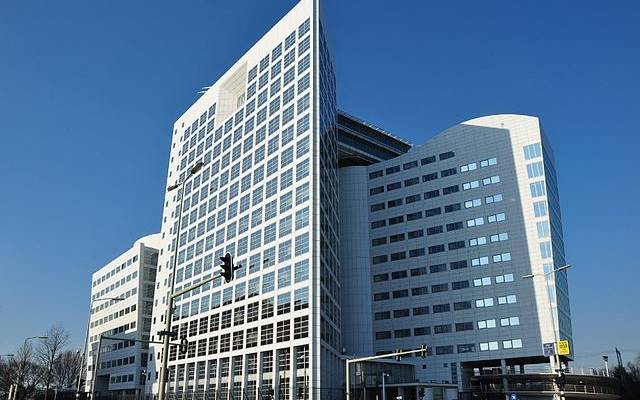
[147, 1, 341, 399]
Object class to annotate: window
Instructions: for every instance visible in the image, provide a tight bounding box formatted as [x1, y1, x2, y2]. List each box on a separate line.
[502, 339, 523, 349]
[455, 322, 473, 332]
[523, 143, 542, 160]
[439, 151, 455, 160]
[530, 181, 546, 197]
[386, 165, 400, 174]
[460, 162, 478, 172]
[488, 213, 506, 223]
[429, 263, 446, 273]
[500, 316, 520, 326]
[427, 225, 443, 235]
[485, 193, 503, 204]
[457, 344, 476, 353]
[464, 198, 482, 208]
[433, 303, 450, 313]
[441, 168, 457, 177]
[443, 185, 459, 195]
[480, 157, 497, 167]
[477, 319, 496, 329]
[473, 277, 492, 287]
[434, 324, 451, 334]
[480, 342, 499, 351]
[424, 189, 440, 199]
[406, 194, 421, 203]
[369, 170, 383, 179]
[450, 260, 468, 270]
[463, 180, 480, 190]
[421, 156, 436, 165]
[452, 280, 469, 290]
[431, 283, 448, 293]
[410, 267, 427, 276]
[425, 207, 441, 217]
[482, 175, 501, 185]
[413, 306, 429, 315]
[533, 201, 548, 217]
[527, 161, 544, 178]
[422, 172, 438, 182]
[435, 199, 453, 211]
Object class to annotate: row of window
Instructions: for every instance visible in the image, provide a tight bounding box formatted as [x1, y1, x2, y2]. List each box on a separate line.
[92, 271, 138, 301]
[174, 284, 309, 323]
[91, 287, 138, 314]
[92, 255, 138, 287]
[90, 304, 137, 329]
[368, 152, 456, 180]
[169, 317, 309, 361]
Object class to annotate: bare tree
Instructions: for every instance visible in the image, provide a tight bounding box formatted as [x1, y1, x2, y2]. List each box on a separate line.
[10, 342, 44, 400]
[37, 326, 70, 399]
[0, 357, 13, 400]
[52, 350, 82, 389]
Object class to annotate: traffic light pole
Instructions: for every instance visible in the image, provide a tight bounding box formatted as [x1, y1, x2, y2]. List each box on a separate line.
[344, 346, 429, 400]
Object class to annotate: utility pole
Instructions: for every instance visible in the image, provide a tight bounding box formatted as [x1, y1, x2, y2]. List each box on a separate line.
[381, 372, 388, 400]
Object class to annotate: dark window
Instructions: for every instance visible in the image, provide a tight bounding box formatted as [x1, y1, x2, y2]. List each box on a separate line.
[389, 233, 405, 243]
[370, 203, 385, 212]
[403, 161, 418, 170]
[455, 322, 474, 332]
[374, 311, 390, 320]
[371, 220, 386, 229]
[391, 270, 407, 280]
[394, 329, 411, 338]
[373, 273, 388, 282]
[424, 189, 440, 199]
[440, 168, 457, 177]
[433, 303, 451, 313]
[386, 165, 400, 174]
[393, 309, 410, 318]
[435, 345, 454, 355]
[422, 172, 438, 182]
[409, 248, 426, 257]
[428, 244, 445, 254]
[445, 203, 461, 213]
[388, 216, 404, 225]
[429, 264, 447, 273]
[414, 327, 431, 336]
[410, 267, 427, 276]
[374, 292, 389, 301]
[387, 182, 402, 191]
[376, 331, 391, 340]
[408, 229, 424, 239]
[369, 170, 383, 179]
[431, 283, 448, 293]
[387, 198, 403, 208]
[446, 221, 464, 231]
[412, 286, 428, 296]
[450, 260, 468, 270]
[443, 185, 460, 195]
[372, 237, 387, 247]
[457, 344, 476, 353]
[406, 194, 421, 203]
[421, 156, 436, 165]
[439, 151, 455, 160]
[453, 301, 472, 310]
[407, 211, 423, 221]
[425, 207, 441, 217]
[372, 255, 388, 264]
[404, 177, 420, 186]
[448, 240, 466, 250]
[413, 306, 429, 315]
[390, 251, 406, 261]
[434, 324, 451, 334]
[392, 289, 409, 298]
[369, 186, 384, 195]
[452, 280, 469, 290]
[427, 225, 443, 235]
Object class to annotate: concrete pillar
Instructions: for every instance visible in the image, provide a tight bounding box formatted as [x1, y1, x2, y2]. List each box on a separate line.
[500, 360, 509, 400]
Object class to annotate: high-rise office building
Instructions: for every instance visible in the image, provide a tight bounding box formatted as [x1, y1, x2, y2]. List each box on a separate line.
[144, 0, 572, 398]
[147, 1, 344, 399]
[340, 114, 571, 396]
[85, 233, 161, 398]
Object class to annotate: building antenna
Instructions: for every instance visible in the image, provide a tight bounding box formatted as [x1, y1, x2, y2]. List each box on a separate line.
[616, 347, 623, 369]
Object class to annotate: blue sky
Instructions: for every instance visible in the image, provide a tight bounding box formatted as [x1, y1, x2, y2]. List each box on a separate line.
[0, 1, 638, 368]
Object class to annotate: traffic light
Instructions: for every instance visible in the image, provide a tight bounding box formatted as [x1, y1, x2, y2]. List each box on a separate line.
[395, 348, 403, 361]
[420, 344, 428, 358]
[220, 253, 240, 283]
[179, 338, 188, 354]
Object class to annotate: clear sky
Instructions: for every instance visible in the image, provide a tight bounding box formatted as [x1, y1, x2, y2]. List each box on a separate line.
[0, 1, 638, 369]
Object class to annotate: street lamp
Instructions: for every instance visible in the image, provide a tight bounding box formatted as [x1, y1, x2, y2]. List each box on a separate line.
[522, 264, 571, 400]
[12, 336, 48, 400]
[77, 297, 125, 400]
[158, 161, 204, 400]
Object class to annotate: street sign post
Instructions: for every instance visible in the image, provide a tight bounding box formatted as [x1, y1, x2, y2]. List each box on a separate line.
[543, 342, 555, 357]
[558, 340, 571, 355]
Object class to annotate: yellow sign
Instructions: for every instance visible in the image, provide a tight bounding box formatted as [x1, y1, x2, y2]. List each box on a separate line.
[558, 340, 571, 355]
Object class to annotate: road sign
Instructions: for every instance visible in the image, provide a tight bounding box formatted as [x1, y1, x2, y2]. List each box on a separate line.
[558, 340, 571, 355]
[543, 342, 555, 357]
[510, 394, 518, 400]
